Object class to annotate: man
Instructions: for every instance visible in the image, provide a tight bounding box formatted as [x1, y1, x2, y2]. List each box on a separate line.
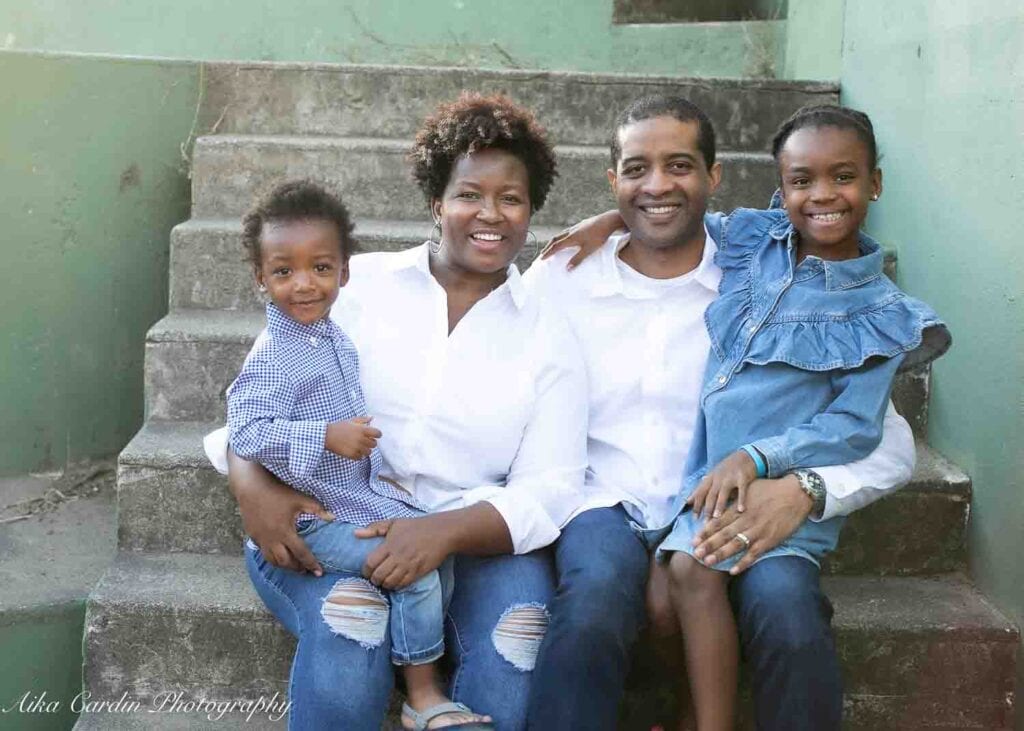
[522, 95, 915, 730]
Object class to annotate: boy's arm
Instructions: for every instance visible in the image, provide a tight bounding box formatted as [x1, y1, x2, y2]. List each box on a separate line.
[227, 356, 328, 480]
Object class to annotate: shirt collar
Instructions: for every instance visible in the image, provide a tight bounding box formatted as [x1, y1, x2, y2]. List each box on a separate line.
[772, 222, 884, 291]
[265, 302, 338, 339]
[589, 226, 720, 298]
[390, 242, 528, 310]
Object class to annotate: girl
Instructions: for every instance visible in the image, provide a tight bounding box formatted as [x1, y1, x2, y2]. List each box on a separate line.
[544, 104, 950, 730]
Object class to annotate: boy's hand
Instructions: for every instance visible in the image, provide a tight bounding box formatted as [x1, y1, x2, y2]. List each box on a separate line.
[540, 209, 624, 269]
[325, 416, 382, 460]
[687, 450, 759, 519]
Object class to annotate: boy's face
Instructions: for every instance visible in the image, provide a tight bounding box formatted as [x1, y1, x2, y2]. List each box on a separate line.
[255, 219, 349, 325]
[608, 116, 721, 251]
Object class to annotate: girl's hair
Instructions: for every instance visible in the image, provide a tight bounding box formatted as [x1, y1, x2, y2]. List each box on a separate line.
[771, 104, 879, 170]
[409, 92, 557, 212]
[241, 180, 356, 266]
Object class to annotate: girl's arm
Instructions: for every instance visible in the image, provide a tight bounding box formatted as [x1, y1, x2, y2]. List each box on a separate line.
[750, 355, 904, 478]
[539, 209, 624, 268]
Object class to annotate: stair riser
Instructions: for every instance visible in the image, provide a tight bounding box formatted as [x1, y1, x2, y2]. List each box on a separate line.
[169, 224, 541, 313]
[190, 138, 777, 225]
[82, 597, 1015, 729]
[199, 63, 839, 152]
[116, 458, 966, 575]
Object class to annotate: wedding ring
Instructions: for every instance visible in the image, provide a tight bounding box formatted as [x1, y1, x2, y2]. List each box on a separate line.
[735, 532, 751, 548]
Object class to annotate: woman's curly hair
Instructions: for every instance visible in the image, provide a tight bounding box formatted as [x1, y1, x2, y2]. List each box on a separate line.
[409, 92, 557, 212]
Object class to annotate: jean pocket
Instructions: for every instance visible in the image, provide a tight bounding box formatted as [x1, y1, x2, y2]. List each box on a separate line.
[295, 518, 324, 537]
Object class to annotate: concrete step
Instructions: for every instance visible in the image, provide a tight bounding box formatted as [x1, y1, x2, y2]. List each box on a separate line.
[142, 307, 932, 438]
[189, 134, 777, 226]
[81, 553, 1017, 729]
[118, 420, 967, 576]
[197, 61, 839, 153]
[169, 218, 565, 312]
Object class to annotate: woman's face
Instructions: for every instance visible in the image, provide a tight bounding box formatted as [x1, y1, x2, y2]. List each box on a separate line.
[431, 147, 531, 275]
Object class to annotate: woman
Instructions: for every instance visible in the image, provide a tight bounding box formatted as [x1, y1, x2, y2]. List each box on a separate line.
[205, 93, 588, 730]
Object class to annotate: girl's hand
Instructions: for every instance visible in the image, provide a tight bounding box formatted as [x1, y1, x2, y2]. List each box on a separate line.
[687, 450, 759, 519]
[357, 515, 453, 590]
[325, 416, 382, 460]
[540, 209, 625, 269]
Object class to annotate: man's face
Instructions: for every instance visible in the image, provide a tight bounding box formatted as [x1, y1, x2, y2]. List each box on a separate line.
[608, 117, 721, 250]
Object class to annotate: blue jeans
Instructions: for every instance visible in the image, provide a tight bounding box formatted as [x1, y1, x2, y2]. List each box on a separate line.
[300, 518, 450, 665]
[729, 556, 842, 731]
[528, 507, 842, 731]
[246, 536, 556, 730]
[528, 506, 650, 730]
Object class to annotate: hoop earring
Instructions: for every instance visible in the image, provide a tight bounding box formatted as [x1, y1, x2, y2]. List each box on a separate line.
[428, 220, 442, 255]
[526, 230, 539, 261]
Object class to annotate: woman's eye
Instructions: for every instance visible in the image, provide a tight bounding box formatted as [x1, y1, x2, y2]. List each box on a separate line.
[273, 268, 291, 276]
[314, 264, 332, 273]
[501, 195, 523, 205]
[456, 191, 480, 200]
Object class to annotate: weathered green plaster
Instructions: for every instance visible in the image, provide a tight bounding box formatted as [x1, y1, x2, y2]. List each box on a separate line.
[0, 602, 84, 730]
[782, 0, 844, 80]
[0, 0, 784, 78]
[839, 3, 1024, 721]
[0, 52, 197, 475]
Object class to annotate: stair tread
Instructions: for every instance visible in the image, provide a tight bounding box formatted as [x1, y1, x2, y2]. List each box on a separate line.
[90, 551, 1017, 639]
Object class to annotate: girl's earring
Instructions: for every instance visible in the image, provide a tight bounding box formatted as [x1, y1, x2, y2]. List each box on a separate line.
[870, 194, 879, 201]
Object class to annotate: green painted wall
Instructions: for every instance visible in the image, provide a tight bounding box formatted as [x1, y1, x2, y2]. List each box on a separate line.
[0, 52, 197, 475]
[839, 2, 1024, 720]
[783, 0, 843, 80]
[0, 0, 784, 78]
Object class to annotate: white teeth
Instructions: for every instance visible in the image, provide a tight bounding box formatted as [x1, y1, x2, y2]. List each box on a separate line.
[810, 212, 845, 222]
[473, 233, 502, 241]
[644, 206, 677, 214]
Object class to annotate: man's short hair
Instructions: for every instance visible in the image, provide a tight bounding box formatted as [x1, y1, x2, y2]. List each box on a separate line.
[610, 95, 717, 170]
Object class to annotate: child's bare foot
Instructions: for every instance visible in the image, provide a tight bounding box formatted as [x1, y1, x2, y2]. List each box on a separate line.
[401, 663, 493, 729]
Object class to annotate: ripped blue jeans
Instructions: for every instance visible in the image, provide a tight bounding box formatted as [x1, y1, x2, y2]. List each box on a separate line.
[245, 528, 556, 730]
[299, 518, 453, 665]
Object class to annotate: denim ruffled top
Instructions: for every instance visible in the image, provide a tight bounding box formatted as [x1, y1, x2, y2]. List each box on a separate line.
[672, 208, 951, 562]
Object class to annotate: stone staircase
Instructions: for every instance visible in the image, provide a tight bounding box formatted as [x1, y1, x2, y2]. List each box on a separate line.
[77, 62, 1018, 729]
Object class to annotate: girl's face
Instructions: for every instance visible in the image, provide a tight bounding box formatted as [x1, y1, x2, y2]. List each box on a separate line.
[777, 125, 882, 261]
[431, 147, 532, 276]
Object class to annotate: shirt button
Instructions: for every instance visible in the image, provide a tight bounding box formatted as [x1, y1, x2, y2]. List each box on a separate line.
[309, 336, 318, 347]
[747, 324, 757, 333]
[718, 375, 727, 384]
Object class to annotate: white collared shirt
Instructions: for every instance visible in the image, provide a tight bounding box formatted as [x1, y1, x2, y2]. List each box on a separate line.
[207, 243, 589, 554]
[523, 230, 915, 527]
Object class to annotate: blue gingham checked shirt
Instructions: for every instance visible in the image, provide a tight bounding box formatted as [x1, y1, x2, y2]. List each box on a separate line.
[227, 303, 425, 526]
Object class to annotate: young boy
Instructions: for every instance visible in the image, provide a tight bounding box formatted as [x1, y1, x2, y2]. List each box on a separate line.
[227, 180, 492, 730]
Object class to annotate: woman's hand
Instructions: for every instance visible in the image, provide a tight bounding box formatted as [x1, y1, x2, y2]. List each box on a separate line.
[228, 450, 334, 575]
[540, 209, 625, 269]
[691, 474, 814, 575]
[687, 450, 758, 518]
[355, 515, 455, 590]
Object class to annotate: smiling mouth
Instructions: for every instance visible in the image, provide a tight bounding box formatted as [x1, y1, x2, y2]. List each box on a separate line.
[469, 231, 506, 250]
[639, 204, 681, 216]
[808, 211, 848, 223]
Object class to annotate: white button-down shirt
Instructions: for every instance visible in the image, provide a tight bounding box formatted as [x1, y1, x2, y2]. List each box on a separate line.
[523, 230, 915, 527]
[207, 243, 589, 554]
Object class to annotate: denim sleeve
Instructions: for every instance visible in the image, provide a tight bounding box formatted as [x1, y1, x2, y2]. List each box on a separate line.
[226, 356, 328, 481]
[750, 354, 905, 478]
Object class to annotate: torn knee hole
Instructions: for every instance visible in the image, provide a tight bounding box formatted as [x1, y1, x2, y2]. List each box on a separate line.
[492, 603, 549, 672]
[320, 577, 389, 648]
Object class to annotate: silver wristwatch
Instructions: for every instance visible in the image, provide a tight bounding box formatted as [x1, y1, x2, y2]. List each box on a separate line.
[792, 469, 826, 519]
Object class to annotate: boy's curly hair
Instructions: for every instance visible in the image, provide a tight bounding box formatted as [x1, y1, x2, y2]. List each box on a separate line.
[409, 92, 557, 212]
[241, 180, 357, 266]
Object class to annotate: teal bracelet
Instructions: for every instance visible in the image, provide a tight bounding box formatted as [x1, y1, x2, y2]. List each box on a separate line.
[741, 445, 768, 478]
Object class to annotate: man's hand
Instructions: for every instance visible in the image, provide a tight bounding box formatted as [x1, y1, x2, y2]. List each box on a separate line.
[540, 209, 624, 268]
[691, 474, 814, 575]
[687, 450, 758, 518]
[355, 515, 453, 590]
[325, 416, 381, 460]
[228, 451, 334, 575]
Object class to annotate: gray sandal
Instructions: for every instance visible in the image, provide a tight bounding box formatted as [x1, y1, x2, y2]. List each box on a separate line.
[400, 701, 495, 730]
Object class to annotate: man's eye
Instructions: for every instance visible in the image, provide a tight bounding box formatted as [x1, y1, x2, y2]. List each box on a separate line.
[671, 162, 693, 172]
[623, 166, 643, 177]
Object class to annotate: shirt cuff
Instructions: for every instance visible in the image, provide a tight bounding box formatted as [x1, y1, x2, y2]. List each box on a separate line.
[484, 490, 561, 555]
[203, 427, 230, 474]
